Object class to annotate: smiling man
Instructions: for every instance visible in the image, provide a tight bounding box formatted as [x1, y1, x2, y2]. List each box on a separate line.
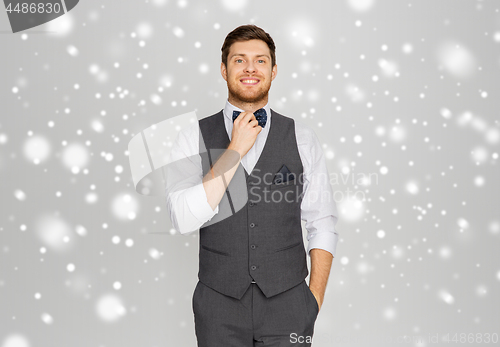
[223, 38, 275, 107]
[166, 24, 339, 346]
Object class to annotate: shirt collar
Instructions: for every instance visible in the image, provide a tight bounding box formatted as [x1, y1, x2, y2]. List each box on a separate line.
[223, 99, 271, 123]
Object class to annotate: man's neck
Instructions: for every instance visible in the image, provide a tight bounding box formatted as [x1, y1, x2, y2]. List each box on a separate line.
[228, 97, 268, 113]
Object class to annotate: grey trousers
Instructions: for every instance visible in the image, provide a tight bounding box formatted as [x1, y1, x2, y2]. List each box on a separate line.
[192, 279, 319, 346]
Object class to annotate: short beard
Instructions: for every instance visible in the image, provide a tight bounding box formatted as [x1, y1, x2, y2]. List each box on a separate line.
[225, 67, 271, 104]
[228, 87, 268, 104]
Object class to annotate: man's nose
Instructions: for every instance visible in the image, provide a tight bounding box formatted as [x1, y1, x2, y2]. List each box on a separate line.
[244, 62, 257, 73]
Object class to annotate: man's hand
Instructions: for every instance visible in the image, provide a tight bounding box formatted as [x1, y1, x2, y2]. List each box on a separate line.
[228, 111, 262, 158]
[309, 286, 323, 312]
[309, 248, 333, 313]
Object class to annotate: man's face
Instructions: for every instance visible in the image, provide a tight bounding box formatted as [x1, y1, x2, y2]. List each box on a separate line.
[221, 39, 277, 105]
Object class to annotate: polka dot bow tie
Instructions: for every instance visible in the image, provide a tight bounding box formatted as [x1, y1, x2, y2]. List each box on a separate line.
[232, 108, 267, 128]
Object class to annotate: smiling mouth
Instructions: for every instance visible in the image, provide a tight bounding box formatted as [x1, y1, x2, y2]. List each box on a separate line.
[240, 79, 260, 85]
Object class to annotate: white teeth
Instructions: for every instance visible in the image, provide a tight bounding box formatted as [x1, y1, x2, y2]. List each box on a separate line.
[242, 79, 258, 83]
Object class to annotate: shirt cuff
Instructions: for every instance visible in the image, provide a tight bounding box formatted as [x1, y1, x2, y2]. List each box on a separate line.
[185, 182, 219, 222]
[307, 231, 339, 258]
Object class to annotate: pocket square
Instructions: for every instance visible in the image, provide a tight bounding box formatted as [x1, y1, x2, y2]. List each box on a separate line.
[273, 164, 295, 184]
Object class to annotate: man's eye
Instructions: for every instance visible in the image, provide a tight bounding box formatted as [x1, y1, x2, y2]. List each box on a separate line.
[258, 60, 265, 63]
[236, 59, 243, 63]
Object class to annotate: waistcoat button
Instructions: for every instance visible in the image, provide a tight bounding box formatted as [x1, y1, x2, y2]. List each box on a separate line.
[251, 265, 257, 270]
[251, 244, 256, 249]
[250, 223, 255, 228]
[249, 202, 254, 207]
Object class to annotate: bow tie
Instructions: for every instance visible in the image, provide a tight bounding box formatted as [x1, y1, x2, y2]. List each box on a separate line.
[232, 108, 267, 128]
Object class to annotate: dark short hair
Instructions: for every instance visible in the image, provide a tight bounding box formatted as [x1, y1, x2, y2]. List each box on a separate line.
[221, 24, 276, 68]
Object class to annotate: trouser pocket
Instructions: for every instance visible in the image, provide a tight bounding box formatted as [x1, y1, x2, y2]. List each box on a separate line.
[303, 281, 319, 317]
[192, 281, 201, 314]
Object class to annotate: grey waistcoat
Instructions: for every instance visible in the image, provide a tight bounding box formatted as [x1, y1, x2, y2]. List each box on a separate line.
[197, 109, 308, 300]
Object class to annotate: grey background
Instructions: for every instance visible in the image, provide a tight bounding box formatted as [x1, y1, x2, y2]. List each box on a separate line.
[1, 0, 499, 346]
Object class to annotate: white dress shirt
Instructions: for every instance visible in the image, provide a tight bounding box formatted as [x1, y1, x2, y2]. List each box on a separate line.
[165, 99, 339, 258]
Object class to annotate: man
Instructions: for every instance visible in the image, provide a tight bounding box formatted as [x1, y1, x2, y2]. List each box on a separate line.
[166, 24, 339, 346]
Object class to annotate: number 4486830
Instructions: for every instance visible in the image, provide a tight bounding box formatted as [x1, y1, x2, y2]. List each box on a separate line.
[5, 2, 62, 14]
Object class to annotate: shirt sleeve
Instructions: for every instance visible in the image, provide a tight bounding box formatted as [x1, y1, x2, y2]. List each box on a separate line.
[295, 120, 339, 258]
[165, 122, 219, 235]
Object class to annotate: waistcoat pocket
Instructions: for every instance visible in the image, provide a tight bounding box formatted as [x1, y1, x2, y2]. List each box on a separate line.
[270, 178, 297, 190]
[201, 244, 230, 256]
[273, 241, 302, 253]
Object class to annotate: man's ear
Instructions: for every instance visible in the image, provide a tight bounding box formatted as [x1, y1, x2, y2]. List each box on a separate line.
[271, 64, 278, 81]
[221, 62, 228, 81]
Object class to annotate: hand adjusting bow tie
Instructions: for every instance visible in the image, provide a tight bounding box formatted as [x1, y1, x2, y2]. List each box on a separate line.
[232, 108, 267, 128]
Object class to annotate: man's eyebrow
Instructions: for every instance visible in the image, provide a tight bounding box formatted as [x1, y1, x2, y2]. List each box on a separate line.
[230, 53, 270, 59]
